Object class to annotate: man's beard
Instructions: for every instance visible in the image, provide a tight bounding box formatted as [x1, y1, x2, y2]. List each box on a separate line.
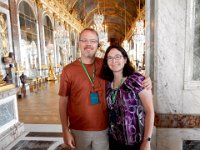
[83, 46, 96, 58]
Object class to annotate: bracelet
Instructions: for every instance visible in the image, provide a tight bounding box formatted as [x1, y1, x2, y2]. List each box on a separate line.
[143, 137, 151, 142]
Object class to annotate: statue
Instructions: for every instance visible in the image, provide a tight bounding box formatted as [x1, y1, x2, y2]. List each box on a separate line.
[0, 13, 9, 57]
[20, 73, 27, 97]
[47, 53, 57, 81]
[3, 73, 12, 84]
[0, 14, 8, 87]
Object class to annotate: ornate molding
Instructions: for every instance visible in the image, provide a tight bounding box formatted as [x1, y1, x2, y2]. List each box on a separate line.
[38, 0, 84, 32]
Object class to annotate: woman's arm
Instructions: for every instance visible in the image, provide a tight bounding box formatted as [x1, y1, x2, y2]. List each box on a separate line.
[138, 89, 154, 150]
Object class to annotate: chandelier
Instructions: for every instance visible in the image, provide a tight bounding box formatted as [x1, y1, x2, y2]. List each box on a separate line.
[93, 14, 108, 43]
[132, 0, 145, 43]
[130, 0, 145, 70]
[93, 1, 108, 44]
[94, 14, 104, 28]
[54, 25, 69, 48]
[132, 20, 145, 43]
[122, 0, 129, 51]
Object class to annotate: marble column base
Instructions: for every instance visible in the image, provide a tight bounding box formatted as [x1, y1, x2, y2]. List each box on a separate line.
[157, 128, 200, 150]
[0, 122, 24, 150]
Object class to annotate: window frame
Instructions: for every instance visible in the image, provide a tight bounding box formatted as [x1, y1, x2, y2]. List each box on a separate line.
[184, 0, 200, 89]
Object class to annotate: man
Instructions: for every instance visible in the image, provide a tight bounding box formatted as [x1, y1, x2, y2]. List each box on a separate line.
[58, 28, 151, 150]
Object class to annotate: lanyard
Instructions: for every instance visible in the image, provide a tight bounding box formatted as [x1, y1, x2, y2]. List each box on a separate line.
[80, 59, 96, 89]
[111, 77, 123, 105]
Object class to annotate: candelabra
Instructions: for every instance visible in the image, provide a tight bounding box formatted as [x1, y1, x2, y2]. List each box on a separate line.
[46, 43, 57, 81]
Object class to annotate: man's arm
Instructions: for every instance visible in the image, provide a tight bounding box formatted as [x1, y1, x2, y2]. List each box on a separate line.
[142, 76, 152, 90]
[59, 96, 75, 148]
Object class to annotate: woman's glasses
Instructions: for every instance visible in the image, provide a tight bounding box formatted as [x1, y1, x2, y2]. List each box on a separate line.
[107, 54, 123, 62]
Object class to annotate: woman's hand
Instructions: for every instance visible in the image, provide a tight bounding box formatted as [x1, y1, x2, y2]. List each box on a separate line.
[140, 140, 151, 150]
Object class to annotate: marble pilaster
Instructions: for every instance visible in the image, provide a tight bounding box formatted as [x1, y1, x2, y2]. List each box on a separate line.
[0, 86, 24, 150]
[152, 0, 200, 149]
[9, 0, 21, 64]
[155, 0, 187, 114]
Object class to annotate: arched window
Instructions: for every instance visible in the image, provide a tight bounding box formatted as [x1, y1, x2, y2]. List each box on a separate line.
[18, 1, 38, 76]
[43, 15, 53, 46]
[184, 0, 200, 89]
[19, 1, 37, 43]
[43, 15, 54, 68]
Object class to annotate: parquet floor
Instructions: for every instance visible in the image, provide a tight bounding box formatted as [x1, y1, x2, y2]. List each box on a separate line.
[17, 81, 61, 124]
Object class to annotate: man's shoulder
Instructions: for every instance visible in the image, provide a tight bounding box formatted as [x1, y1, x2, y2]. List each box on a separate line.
[63, 60, 80, 70]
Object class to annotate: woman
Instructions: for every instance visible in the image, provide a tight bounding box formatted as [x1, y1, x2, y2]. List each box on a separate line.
[100, 45, 154, 150]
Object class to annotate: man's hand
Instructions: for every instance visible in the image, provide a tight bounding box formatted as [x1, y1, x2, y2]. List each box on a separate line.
[142, 76, 152, 90]
[63, 131, 76, 149]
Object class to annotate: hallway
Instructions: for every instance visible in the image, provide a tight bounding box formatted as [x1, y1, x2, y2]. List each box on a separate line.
[1, 0, 200, 149]
[4, 81, 71, 150]
[17, 81, 61, 124]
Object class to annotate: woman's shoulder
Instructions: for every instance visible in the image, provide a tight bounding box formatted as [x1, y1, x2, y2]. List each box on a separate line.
[123, 72, 145, 93]
[128, 72, 145, 83]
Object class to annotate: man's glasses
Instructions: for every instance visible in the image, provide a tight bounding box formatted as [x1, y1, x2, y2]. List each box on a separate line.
[79, 39, 98, 44]
[107, 54, 123, 62]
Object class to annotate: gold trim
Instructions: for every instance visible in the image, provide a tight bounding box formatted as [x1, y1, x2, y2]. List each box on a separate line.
[0, 84, 15, 92]
[39, 0, 84, 32]
[0, 73, 6, 87]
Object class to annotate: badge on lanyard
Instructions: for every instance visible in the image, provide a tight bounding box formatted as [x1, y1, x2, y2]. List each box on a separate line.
[90, 92, 99, 105]
[80, 59, 99, 105]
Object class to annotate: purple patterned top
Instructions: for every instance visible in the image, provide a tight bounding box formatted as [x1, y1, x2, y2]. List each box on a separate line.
[106, 72, 145, 145]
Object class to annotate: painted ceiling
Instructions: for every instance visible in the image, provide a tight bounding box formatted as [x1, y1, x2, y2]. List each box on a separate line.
[63, 0, 145, 44]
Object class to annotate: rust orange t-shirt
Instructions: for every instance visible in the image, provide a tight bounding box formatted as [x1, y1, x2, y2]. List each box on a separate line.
[58, 58, 108, 131]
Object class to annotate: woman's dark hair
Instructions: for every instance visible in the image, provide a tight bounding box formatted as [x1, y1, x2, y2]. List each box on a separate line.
[100, 45, 135, 82]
